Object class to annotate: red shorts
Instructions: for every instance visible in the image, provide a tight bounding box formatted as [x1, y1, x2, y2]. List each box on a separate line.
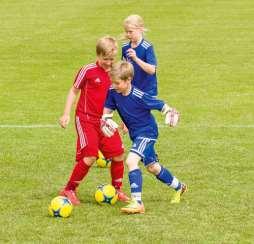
[75, 116, 124, 161]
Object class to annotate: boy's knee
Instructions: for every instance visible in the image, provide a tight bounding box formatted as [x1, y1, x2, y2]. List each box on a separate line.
[112, 153, 124, 162]
[125, 158, 132, 167]
[147, 162, 161, 175]
[83, 156, 96, 166]
[125, 158, 138, 171]
[126, 152, 140, 171]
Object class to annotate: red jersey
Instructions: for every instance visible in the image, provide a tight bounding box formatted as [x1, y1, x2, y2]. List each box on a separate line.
[73, 62, 111, 122]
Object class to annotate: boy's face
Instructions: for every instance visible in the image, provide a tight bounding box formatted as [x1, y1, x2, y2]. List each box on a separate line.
[112, 78, 131, 95]
[124, 25, 142, 42]
[97, 55, 116, 72]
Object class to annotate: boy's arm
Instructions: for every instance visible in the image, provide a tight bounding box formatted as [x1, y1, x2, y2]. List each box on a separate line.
[142, 94, 180, 127]
[127, 48, 156, 75]
[59, 86, 79, 128]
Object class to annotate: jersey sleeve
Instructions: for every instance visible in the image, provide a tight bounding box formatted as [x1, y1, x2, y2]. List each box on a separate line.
[141, 92, 165, 111]
[146, 46, 157, 66]
[104, 88, 117, 110]
[73, 67, 87, 89]
[121, 47, 127, 61]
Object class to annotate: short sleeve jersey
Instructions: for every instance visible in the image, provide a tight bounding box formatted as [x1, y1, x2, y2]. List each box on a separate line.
[122, 39, 158, 96]
[105, 86, 165, 141]
[73, 62, 111, 121]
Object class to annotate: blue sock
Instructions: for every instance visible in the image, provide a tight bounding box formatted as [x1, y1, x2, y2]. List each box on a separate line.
[156, 165, 181, 191]
[128, 169, 142, 203]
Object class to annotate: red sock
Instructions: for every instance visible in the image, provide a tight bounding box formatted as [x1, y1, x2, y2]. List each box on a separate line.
[110, 160, 124, 190]
[65, 159, 90, 191]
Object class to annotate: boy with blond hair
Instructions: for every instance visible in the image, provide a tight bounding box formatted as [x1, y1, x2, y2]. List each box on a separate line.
[59, 36, 129, 205]
[122, 14, 158, 96]
[101, 61, 187, 214]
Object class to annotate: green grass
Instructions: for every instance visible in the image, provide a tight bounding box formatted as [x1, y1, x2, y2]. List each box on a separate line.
[1, 0, 254, 243]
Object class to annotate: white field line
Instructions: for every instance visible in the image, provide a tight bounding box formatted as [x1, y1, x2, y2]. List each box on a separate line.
[158, 124, 254, 128]
[0, 124, 254, 129]
[0, 124, 58, 128]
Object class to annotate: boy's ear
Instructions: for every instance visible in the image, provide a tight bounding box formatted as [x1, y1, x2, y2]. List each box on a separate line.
[127, 77, 132, 83]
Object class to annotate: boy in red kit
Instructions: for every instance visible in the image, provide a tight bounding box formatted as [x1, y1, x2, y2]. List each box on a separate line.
[59, 36, 129, 205]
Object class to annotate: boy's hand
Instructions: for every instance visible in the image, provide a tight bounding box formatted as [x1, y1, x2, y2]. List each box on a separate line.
[165, 109, 180, 127]
[127, 48, 137, 61]
[162, 104, 180, 127]
[101, 114, 118, 137]
[59, 114, 70, 128]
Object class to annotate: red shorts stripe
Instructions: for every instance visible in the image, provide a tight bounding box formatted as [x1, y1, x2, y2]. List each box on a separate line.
[75, 116, 87, 149]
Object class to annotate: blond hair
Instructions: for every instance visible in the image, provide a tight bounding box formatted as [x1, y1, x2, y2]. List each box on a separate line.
[123, 14, 147, 32]
[110, 61, 134, 82]
[96, 36, 118, 57]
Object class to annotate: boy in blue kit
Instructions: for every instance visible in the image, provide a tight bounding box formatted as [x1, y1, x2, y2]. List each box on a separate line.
[122, 14, 158, 97]
[101, 61, 187, 214]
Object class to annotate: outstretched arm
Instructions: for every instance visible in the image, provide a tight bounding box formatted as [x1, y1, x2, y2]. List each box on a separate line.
[59, 86, 79, 128]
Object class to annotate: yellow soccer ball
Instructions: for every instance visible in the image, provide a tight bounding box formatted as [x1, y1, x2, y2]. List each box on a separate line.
[96, 151, 111, 168]
[95, 184, 118, 205]
[48, 196, 73, 218]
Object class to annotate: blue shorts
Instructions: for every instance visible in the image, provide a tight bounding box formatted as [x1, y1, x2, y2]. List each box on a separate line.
[130, 137, 158, 166]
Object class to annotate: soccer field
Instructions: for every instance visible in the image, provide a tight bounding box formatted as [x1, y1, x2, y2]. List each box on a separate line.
[1, 0, 254, 243]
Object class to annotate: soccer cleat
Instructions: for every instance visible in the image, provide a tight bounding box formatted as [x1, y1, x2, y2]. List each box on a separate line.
[170, 183, 187, 204]
[59, 189, 80, 205]
[121, 199, 145, 214]
[116, 189, 130, 202]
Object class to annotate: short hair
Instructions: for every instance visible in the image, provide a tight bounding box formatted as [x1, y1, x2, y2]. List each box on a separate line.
[123, 14, 147, 31]
[96, 36, 118, 57]
[110, 61, 134, 82]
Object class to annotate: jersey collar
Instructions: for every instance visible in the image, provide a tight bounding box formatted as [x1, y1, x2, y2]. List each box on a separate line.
[130, 38, 144, 49]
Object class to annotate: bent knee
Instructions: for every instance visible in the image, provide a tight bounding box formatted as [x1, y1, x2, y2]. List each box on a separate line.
[147, 162, 161, 175]
[83, 156, 96, 166]
[112, 153, 124, 162]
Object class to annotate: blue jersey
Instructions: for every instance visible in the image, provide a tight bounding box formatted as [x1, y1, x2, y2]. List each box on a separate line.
[105, 86, 165, 141]
[122, 39, 158, 96]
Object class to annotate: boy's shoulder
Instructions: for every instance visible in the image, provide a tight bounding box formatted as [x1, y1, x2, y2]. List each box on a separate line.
[108, 86, 118, 95]
[141, 39, 153, 50]
[77, 62, 99, 77]
[108, 86, 144, 99]
[132, 86, 145, 98]
[122, 41, 130, 49]
[80, 62, 97, 71]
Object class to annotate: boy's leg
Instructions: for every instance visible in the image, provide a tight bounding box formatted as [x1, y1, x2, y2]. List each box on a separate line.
[110, 157, 130, 202]
[121, 152, 145, 214]
[143, 139, 187, 204]
[147, 163, 187, 203]
[110, 159, 124, 190]
[155, 164, 181, 190]
[60, 157, 93, 205]
[60, 117, 98, 205]
[100, 131, 129, 202]
[65, 159, 91, 191]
